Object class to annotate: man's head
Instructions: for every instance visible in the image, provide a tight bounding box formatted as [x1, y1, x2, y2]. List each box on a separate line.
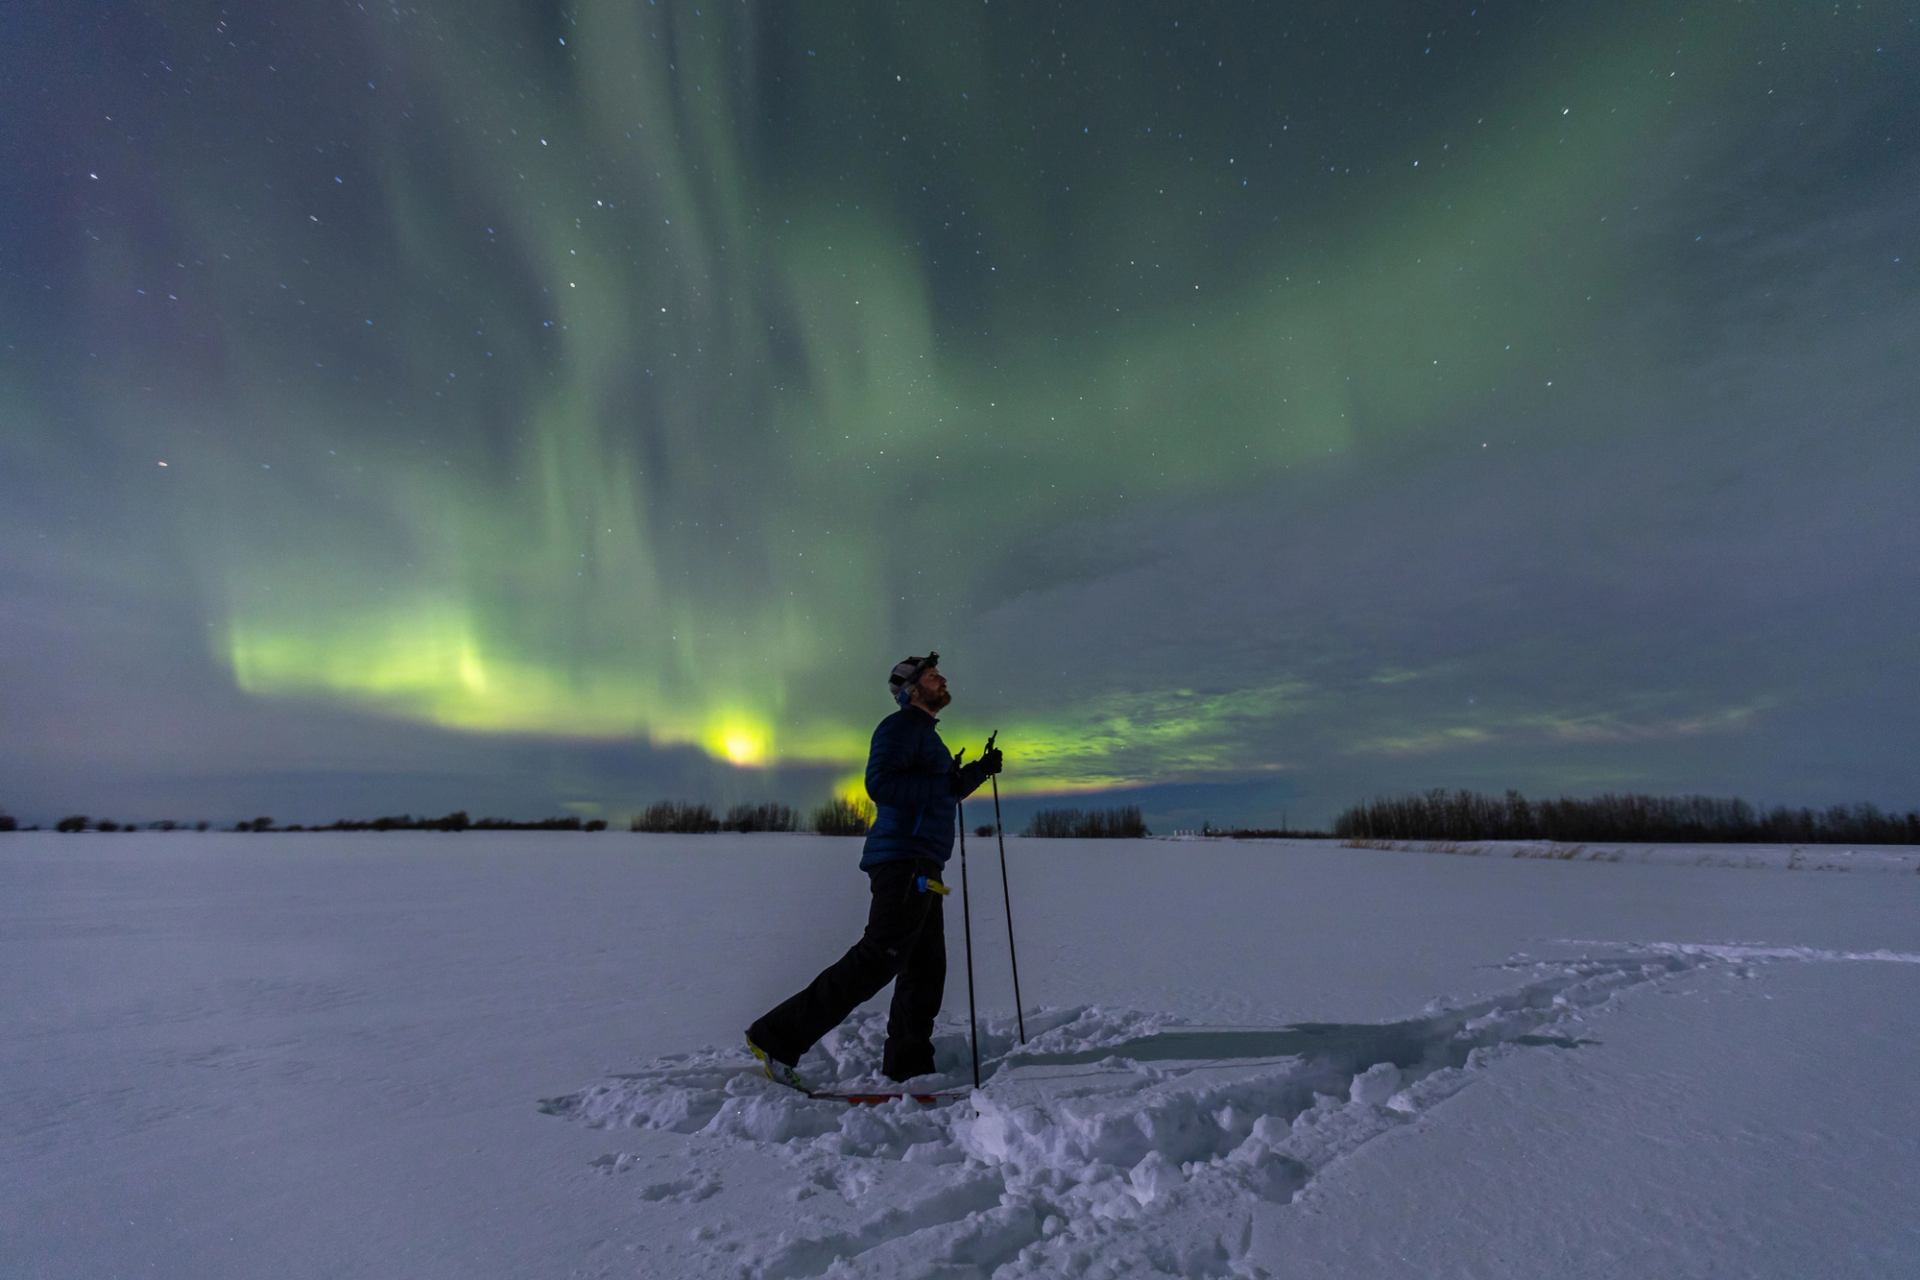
[888, 652, 951, 715]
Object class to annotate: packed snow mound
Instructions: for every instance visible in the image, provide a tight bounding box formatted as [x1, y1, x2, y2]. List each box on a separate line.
[540, 1006, 1180, 1150]
[541, 943, 1856, 1278]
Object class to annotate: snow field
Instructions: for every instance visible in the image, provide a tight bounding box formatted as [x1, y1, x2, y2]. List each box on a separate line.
[3, 834, 1917, 1279]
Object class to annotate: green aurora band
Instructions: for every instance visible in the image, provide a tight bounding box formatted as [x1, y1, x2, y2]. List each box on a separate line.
[62, 2, 1838, 803]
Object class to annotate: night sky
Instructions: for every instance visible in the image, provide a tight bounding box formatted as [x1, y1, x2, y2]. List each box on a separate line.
[4, 2, 1916, 829]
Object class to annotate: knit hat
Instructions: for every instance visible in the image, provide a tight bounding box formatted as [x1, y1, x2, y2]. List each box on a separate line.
[888, 652, 939, 706]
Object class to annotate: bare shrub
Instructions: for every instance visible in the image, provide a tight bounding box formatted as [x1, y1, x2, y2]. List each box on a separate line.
[811, 797, 872, 837]
[631, 802, 720, 834]
[1334, 789, 1920, 845]
[723, 803, 799, 833]
[1023, 806, 1149, 838]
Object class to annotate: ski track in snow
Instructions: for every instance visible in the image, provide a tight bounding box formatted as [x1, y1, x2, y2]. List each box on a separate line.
[538, 941, 1911, 1279]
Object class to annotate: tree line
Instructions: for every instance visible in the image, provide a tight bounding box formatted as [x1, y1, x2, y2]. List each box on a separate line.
[15, 794, 1914, 845]
[31, 813, 608, 833]
[1332, 789, 1920, 845]
[9, 801, 1152, 839]
[632, 801, 1154, 839]
[630, 802, 803, 833]
[297, 813, 611, 832]
[42, 817, 213, 833]
[1022, 806, 1150, 838]
[11, 803, 866, 836]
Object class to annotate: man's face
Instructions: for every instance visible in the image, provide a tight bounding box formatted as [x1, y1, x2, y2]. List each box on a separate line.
[914, 666, 952, 713]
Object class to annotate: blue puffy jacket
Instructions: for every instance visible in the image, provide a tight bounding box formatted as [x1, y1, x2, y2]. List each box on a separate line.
[858, 708, 973, 869]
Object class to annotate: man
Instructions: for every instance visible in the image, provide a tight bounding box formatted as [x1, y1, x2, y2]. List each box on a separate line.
[747, 652, 1003, 1085]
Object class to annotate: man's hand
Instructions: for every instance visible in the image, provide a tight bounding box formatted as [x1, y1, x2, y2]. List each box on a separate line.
[978, 746, 1004, 776]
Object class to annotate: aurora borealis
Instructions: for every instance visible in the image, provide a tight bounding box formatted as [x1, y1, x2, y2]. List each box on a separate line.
[4, 3, 1916, 827]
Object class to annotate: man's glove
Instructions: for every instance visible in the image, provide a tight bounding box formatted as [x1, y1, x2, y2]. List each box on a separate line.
[951, 746, 1004, 797]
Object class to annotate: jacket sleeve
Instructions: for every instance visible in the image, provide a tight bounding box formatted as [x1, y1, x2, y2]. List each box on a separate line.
[951, 761, 987, 800]
[865, 717, 957, 808]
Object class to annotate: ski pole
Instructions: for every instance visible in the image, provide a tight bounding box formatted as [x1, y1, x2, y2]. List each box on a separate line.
[954, 749, 981, 1091]
[985, 731, 1026, 1044]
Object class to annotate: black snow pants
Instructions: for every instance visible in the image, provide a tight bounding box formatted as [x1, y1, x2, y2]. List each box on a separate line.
[747, 857, 947, 1081]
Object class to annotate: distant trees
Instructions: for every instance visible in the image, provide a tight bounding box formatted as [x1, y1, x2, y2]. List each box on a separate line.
[631, 802, 721, 833]
[1193, 810, 1330, 838]
[33, 810, 606, 834]
[473, 815, 590, 831]
[1024, 806, 1149, 838]
[629, 797, 866, 835]
[318, 813, 591, 832]
[0, 811, 16, 833]
[811, 797, 871, 836]
[54, 815, 138, 832]
[724, 802, 799, 833]
[1333, 789, 1920, 845]
[368, 810, 602, 831]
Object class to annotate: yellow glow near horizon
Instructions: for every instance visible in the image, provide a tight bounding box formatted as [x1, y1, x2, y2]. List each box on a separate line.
[457, 640, 488, 694]
[710, 716, 771, 767]
[225, 596, 1326, 793]
[223, 607, 875, 769]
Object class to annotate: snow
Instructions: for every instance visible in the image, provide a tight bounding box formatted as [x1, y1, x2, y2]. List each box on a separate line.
[4, 833, 1918, 1278]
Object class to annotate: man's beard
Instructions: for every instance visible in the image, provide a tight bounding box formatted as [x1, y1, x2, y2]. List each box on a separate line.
[921, 687, 952, 713]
